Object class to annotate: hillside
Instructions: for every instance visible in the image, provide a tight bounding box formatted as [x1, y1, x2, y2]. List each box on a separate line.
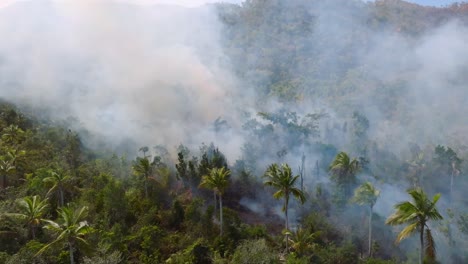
[1, 0, 468, 263]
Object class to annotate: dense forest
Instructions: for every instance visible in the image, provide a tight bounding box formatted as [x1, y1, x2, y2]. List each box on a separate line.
[1, 0, 468, 263]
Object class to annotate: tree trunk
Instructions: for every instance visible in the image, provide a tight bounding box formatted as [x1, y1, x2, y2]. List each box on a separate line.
[219, 194, 223, 236]
[2, 174, 6, 189]
[420, 225, 424, 264]
[450, 171, 454, 204]
[31, 225, 36, 240]
[69, 243, 74, 264]
[285, 194, 289, 253]
[368, 206, 373, 257]
[60, 187, 64, 207]
[144, 179, 148, 199]
[285, 195, 289, 230]
[213, 192, 217, 218]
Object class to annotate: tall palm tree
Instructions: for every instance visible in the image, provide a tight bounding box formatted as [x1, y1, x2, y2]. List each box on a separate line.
[386, 188, 443, 264]
[139, 146, 150, 158]
[37, 206, 91, 264]
[352, 182, 380, 257]
[329, 152, 361, 199]
[43, 170, 72, 207]
[264, 163, 306, 231]
[199, 167, 230, 236]
[132, 157, 153, 199]
[6, 195, 48, 239]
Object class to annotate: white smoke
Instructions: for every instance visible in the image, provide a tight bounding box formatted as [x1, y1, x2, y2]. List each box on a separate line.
[0, 0, 248, 158]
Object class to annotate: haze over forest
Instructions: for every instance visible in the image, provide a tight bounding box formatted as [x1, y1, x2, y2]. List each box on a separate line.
[1, 0, 468, 263]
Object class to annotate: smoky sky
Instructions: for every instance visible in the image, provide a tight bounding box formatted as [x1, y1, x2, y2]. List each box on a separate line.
[0, 0, 468, 161]
[0, 0, 249, 158]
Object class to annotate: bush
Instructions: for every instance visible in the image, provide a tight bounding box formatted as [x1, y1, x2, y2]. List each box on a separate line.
[166, 239, 212, 264]
[231, 239, 279, 264]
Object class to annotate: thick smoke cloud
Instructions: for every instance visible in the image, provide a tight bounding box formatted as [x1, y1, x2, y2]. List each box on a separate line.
[362, 21, 468, 153]
[0, 0, 247, 158]
[0, 0, 467, 170]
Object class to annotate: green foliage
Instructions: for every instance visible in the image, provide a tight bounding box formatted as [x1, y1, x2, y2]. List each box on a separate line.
[329, 152, 361, 204]
[83, 250, 122, 264]
[6, 195, 49, 239]
[314, 242, 359, 264]
[360, 258, 398, 264]
[4, 240, 48, 264]
[231, 239, 279, 264]
[302, 213, 342, 246]
[199, 167, 231, 198]
[264, 163, 306, 231]
[352, 182, 380, 208]
[386, 188, 443, 264]
[285, 255, 310, 264]
[38, 206, 92, 263]
[43, 169, 73, 207]
[166, 239, 212, 264]
[286, 227, 319, 257]
[169, 200, 185, 229]
[132, 157, 153, 199]
[352, 182, 380, 257]
[126, 225, 164, 263]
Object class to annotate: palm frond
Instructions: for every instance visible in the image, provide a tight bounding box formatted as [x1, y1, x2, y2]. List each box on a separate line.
[396, 222, 419, 244]
[273, 190, 284, 200]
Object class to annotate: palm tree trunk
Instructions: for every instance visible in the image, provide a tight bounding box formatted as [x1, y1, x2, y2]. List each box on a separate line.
[213, 192, 217, 218]
[69, 243, 74, 264]
[219, 194, 223, 236]
[144, 179, 148, 199]
[450, 171, 454, 204]
[368, 206, 373, 257]
[2, 174, 6, 189]
[285, 194, 289, 253]
[285, 193, 289, 230]
[31, 225, 36, 240]
[420, 225, 424, 264]
[60, 187, 64, 207]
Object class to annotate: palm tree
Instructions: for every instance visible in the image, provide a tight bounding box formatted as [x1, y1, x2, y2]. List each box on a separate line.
[329, 152, 361, 199]
[285, 227, 319, 257]
[139, 146, 150, 158]
[37, 206, 91, 264]
[132, 157, 153, 199]
[199, 167, 230, 236]
[352, 182, 380, 257]
[407, 152, 425, 188]
[1, 124, 24, 146]
[0, 158, 15, 189]
[264, 163, 306, 231]
[6, 195, 48, 239]
[43, 170, 72, 207]
[386, 188, 443, 264]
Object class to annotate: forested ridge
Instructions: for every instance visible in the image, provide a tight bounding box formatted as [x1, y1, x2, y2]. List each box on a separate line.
[1, 0, 468, 263]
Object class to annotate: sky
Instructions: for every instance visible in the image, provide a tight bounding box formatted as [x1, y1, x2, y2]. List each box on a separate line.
[0, 0, 241, 8]
[407, 0, 463, 6]
[0, 0, 464, 8]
